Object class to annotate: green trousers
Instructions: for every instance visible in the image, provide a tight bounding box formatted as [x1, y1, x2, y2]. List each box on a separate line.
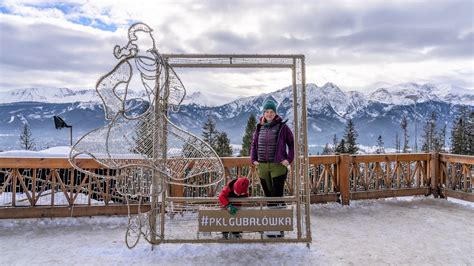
[257, 163, 287, 197]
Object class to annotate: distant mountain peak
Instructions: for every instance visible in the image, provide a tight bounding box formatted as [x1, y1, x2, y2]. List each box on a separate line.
[1, 82, 472, 107]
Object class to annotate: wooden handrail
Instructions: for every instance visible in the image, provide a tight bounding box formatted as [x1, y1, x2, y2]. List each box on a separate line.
[351, 153, 430, 163]
[1, 153, 470, 169]
[439, 153, 474, 164]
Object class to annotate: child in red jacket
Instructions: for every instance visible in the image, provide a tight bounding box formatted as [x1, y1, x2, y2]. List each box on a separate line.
[218, 177, 249, 239]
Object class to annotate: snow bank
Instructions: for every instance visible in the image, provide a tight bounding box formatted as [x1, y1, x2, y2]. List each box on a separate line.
[0, 196, 472, 265]
[0, 146, 71, 158]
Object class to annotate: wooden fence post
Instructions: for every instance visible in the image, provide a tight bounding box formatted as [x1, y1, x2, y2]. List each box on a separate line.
[339, 154, 350, 205]
[430, 152, 440, 197]
[170, 183, 184, 197]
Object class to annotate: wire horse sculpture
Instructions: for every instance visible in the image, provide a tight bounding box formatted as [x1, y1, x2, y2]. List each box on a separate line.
[69, 23, 224, 248]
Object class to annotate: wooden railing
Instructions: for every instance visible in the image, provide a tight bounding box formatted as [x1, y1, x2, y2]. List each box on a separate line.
[0, 153, 472, 218]
[438, 154, 474, 201]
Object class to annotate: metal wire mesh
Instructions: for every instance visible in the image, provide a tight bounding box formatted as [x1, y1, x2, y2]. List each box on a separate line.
[68, 22, 225, 248]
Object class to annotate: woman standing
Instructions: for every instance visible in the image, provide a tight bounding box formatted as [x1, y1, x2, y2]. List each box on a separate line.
[250, 99, 294, 204]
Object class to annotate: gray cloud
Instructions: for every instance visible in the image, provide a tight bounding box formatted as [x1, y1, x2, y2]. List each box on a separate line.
[181, 0, 474, 63]
[0, 20, 119, 73]
[0, 0, 472, 98]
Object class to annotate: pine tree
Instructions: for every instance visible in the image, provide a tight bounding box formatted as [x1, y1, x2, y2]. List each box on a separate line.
[240, 114, 256, 156]
[450, 107, 471, 155]
[322, 143, 332, 155]
[421, 112, 437, 152]
[202, 116, 218, 148]
[467, 111, 474, 155]
[376, 135, 385, 154]
[19, 123, 35, 150]
[332, 134, 338, 154]
[335, 139, 347, 153]
[215, 132, 233, 157]
[343, 118, 358, 154]
[433, 124, 446, 152]
[394, 132, 400, 153]
[450, 115, 466, 154]
[400, 115, 410, 153]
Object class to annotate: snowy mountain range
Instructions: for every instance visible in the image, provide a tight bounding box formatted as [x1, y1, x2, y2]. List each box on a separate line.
[1, 82, 472, 106]
[0, 83, 472, 152]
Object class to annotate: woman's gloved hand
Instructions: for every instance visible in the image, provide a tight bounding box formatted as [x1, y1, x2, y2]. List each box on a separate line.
[226, 203, 238, 215]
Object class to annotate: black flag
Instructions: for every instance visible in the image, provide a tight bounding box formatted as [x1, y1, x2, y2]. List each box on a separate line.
[53, 116, 71, 129]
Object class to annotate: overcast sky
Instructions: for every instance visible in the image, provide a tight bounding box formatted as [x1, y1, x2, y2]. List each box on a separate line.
[0, 0, 473, 103]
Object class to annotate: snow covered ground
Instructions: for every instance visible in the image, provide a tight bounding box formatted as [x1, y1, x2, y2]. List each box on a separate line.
[1, 196, 473, 265]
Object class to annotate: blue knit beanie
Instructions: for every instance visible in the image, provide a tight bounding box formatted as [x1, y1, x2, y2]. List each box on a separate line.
[262, 100, 277, 112]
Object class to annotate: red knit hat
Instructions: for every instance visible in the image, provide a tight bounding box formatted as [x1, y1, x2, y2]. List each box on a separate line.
[234, 178, 249, 195]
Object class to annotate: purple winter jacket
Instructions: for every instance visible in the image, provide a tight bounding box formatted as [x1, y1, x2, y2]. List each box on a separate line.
[250, 115, 294, 164]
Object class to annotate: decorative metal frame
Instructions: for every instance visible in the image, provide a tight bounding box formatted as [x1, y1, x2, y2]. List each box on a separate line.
[69, 23, 311, 247]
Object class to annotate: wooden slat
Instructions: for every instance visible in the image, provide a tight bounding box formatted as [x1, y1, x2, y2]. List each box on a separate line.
[350, 164, 356, 192]
[351, 154, 430, 163]
[309, 156, 337, 165]
[439, 154, 474, 165]
[0, 158, 102, 168]
[395, 162, 401, 188]
[443, 189, 474, 202]
[0, 170, 13, 195]
[450, 163, 457, 190]
[0, 205, 151, 219]
[35, 171, 53, 205]
[463, 165, 469, 192]
[350, 188, 430, 200]
[16, 171, 33, 205]
[324, 165, 328, 193]
[310, 193, 338, 203]
[53, 170, 71, 206]
[72, 175, 89, 203]
[220, 157, 251, 167]
[32, 169, 37, 205]
[364, 162, 369, 190]
[12, 169, 17, 207]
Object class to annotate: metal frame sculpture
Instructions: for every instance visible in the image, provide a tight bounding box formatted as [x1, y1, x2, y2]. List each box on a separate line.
[70, 22, 311, 247]
[69, 23, 225, 247]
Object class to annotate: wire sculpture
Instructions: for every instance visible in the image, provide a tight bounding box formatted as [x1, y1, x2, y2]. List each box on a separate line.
[68, 22, 224, 248]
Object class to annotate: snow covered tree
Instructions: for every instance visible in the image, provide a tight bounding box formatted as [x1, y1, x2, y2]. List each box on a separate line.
[19, 123, 35, 150]
[240, 114, 256, 156]
[343, 118, 358, 154]
[375, 135, 385, 154]
[400, 115, 409, 153]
